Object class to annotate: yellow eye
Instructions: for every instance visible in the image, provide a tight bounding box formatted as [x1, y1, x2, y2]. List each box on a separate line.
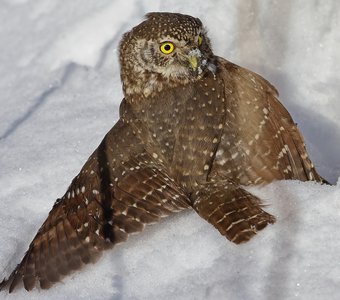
[160, 42, 175, 54]
[198, 35, 203, 46]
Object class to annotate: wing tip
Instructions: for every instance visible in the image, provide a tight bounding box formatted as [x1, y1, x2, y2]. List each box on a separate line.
[0, 263, 31, 293]
[0, 277, 9, 292]
[0, 274, 16, 293]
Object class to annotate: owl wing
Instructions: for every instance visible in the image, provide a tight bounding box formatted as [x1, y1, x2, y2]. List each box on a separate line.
[193, 58, 324, 245]
[215, 57, 323, 184]
[0, 121, 190, 293]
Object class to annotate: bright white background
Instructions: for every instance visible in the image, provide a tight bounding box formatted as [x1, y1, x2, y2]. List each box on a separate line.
[0, 1, 339, 299]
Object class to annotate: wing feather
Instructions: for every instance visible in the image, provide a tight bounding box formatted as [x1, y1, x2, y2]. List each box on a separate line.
[0, 122, 190, 293]
[214, 57, 323, 183]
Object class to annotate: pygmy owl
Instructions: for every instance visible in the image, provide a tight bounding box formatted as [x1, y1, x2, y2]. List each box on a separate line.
[0, 12, 325, 292]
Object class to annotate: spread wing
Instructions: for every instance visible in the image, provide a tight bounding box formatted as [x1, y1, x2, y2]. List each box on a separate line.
[0, 121, 190, 293]
[211, 57, 324, 184]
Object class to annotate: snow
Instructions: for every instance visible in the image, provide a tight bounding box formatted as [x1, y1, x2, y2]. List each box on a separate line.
[0, 0, 339, 299]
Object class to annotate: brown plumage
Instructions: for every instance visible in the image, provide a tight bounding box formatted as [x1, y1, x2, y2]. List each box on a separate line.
[0, 12, 325, 292]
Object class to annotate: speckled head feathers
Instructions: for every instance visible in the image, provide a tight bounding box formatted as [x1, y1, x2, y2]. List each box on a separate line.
[132, 12, 203, 41]
[119, 12, 215, 98]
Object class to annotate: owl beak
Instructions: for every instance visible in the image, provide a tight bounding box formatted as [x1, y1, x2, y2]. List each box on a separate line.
[188, 55, 198, 71]
[187, 49, 202, 73]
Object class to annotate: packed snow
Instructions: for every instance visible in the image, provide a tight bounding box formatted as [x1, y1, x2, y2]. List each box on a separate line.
[0, 1, 339, 299]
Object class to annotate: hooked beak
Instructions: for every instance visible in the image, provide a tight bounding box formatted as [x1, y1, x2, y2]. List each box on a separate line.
[186, 49, 203, 73]
[188, 55, 198, 71]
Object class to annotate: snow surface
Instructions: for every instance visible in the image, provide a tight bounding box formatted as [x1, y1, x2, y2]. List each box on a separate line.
[0, 1, 340, 299]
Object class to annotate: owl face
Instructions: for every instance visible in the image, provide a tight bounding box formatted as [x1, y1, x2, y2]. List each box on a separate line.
[120, 13, 216, 96]
[133, 29, 212, 79]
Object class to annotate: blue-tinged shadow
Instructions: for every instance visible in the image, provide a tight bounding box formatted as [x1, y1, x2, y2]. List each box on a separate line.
[0, 63, 77, 140]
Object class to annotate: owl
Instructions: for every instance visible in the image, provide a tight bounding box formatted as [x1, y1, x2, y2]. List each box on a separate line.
[0, 12, 326, 292]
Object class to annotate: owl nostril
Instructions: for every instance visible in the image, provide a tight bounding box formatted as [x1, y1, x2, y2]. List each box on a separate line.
[188, 48, 202, 58]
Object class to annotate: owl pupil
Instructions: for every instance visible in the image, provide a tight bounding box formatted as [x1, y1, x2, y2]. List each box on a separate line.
[164, 45, 171, 51]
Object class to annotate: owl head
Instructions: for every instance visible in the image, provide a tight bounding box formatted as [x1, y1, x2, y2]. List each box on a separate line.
[119, 12, 216, 97]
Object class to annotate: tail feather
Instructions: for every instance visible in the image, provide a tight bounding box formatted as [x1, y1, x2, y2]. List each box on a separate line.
[193, 181, 275, 244]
